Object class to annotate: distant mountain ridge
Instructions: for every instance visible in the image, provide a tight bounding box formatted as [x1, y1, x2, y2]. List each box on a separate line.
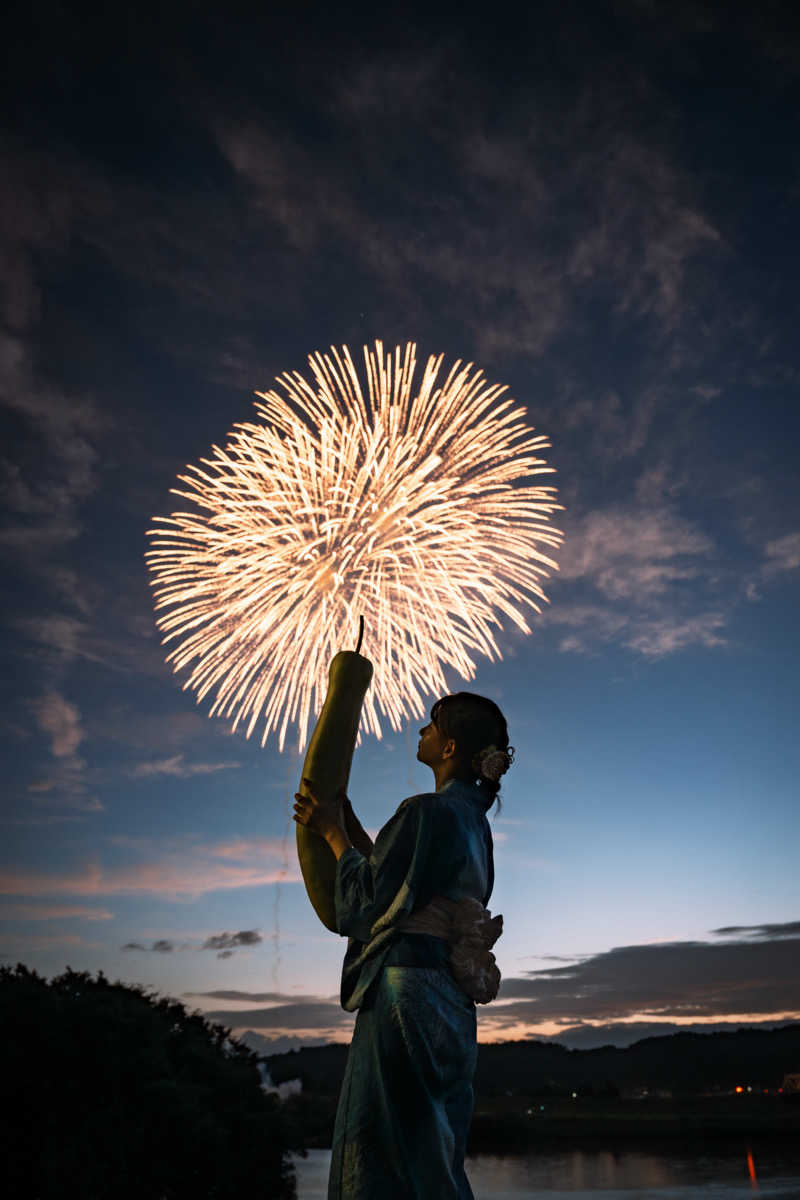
[264, 1022, 800, 1096]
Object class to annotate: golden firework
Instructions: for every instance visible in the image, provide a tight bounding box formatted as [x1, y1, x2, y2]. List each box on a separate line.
[146, 341, 563, 752]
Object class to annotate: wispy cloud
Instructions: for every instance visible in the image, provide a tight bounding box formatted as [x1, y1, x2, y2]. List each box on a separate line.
[33, 690, 83, 758]
[0, 836, 299, 899]
[622, 612, 726, 657]
[545, 504, 730, 658]
[123, 939, 176, 953]
[558, 505, 713, 599]
[202, 1000, 353, 1034]
[25, 689, 102, 811]
[763, 531, 800, 575]
[0, 903, 113, 921]
[0, 933, 93, 952]
[0, 330, 102, 554]
[185, 989, 321, 1004]
[131, 754, 242, 779]
[214, 56, 723, 363]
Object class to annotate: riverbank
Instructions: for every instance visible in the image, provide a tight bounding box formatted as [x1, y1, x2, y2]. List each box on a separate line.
[281, 1091, 800, 1152]
[467, 1095, 800, 1151]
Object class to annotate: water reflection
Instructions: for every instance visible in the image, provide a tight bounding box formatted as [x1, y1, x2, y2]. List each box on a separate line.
[290, 1145, 800, 1199]
[747, 1145, 760, 1195]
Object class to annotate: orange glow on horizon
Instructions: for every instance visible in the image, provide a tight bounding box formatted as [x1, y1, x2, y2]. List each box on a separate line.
[471, 1007, 800, 1043]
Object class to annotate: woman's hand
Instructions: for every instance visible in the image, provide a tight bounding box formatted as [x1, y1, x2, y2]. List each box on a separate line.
[293, 778, 347, 840]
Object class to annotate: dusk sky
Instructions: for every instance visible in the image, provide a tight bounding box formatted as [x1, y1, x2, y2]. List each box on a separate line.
[2, 1, 798, 1055]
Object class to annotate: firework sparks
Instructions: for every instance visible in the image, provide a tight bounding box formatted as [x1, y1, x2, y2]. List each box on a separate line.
[146, 341, 563, 752]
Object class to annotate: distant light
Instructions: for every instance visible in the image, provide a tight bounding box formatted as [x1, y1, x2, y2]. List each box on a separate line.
[736, 1086, 744, 1094]
[571, 1092, 577, 1099]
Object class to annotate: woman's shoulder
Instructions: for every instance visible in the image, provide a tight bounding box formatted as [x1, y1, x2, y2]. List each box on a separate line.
[396, 790, 441, 814]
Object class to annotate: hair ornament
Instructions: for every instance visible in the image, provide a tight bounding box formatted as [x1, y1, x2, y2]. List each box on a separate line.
[473, 743, 515, 783]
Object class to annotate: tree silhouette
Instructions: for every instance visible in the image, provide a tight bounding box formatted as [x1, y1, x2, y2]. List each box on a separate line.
[0, 964, 300, 1199]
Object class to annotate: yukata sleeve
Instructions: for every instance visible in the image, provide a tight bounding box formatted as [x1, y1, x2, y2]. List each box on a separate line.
[334, 796, 435, 942]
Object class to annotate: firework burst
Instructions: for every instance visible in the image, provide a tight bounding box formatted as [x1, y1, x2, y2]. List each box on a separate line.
[146, 341, 563, 752]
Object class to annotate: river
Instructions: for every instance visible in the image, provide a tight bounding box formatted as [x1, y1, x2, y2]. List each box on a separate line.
[290, 1145, 800, 1198]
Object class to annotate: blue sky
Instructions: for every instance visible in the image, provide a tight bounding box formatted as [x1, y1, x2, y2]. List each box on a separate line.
[1, 0, 798, 1051]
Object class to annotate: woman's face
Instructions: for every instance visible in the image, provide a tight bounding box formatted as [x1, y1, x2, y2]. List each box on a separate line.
[417, 713, 453, 767]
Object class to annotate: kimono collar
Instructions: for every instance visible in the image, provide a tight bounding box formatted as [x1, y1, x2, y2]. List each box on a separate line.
[437, 777, 486, 806]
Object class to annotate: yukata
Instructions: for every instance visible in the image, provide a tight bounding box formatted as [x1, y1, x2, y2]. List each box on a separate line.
[328, 777, 495, 1200]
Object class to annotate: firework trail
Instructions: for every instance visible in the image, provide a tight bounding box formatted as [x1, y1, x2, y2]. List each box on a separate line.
[146, 341, 563, 752]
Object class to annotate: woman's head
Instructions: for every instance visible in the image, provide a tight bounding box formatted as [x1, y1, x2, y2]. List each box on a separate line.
[418, 691, 514, 812]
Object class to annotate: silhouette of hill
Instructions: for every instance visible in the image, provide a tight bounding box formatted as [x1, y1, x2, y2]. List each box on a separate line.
[267, 1022, 800, 1097]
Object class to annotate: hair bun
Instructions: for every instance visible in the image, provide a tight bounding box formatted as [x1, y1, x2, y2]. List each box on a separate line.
[473, 744, 514, 783]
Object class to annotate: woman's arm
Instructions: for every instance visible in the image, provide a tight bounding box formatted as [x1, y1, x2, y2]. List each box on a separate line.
[343, 798, 374, 858]
[335, 796, 433, 941]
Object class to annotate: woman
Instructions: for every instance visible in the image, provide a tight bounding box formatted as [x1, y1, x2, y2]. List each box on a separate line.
[293, 691, 513, 1200]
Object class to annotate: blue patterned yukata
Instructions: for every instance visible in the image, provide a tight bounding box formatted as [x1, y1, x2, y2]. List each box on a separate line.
[328, 777, 494, 1200]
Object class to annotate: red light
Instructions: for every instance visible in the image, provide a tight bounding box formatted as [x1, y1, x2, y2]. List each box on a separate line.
[747, 1148, 757, 1184]
[735, 1086, 744, 1094]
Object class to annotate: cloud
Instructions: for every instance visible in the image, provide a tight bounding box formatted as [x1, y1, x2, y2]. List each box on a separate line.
[214, 56, 722, 364]
[131, 754, 242, 779]
[558, 506, 713, 599]
[543, 504, 731, 659]
[202, 1001, 353, 1033]
[485, 925, 800, 1033]
[122, 939, 175, 953]
[713, 920, 800, 940]
[0, 903, 113, 921]
[25, 690, 103, 811]
[622, 612, 727, 657]
[202, 930, 263, 950]
[545, 602, 727, 660]
[12, 607, 167, 678]
[0, 836, 299, 899]
[33, 690, 83, 757]
[202, 930, 263, 957]
[16, 616, 91, 663]
[185, 990, 320, 1004]
[0, 331, 102, 555]
[91, 709, 215, 750]
[764, 531, 800, 575]
[527, 1017, 798, 1051]
[0, 933, 92, 952]
[188, 928, 799, 1046]
[240, 1031, 347, 1056]
[566, 140, 722, 325]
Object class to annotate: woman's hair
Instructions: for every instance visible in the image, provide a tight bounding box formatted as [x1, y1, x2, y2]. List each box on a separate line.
[429, 691, 514, 814]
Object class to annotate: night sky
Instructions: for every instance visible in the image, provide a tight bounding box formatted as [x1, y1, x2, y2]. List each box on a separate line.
[2, 1, 798, 1054]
